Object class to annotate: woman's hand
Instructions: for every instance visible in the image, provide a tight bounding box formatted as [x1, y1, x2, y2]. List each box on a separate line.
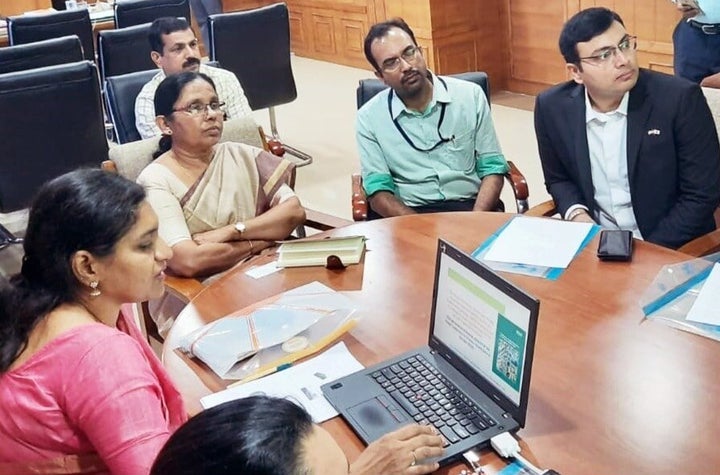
[192, 226, 236, 245]
[349, 424, 444, 475]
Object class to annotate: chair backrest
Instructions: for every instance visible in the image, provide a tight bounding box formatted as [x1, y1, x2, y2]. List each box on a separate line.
[107, 116, 265, 181]
[97, 23, 156, 84]
[702, 87, 720, 142]
[105, 68, 158, 144]
[8, 9, 95, 62]
[0, 35, 83, 75]
[114, 0, 191, 29]
[208, 3, 297, 111]
[356, 71, 490, 110]
[0, 61, 108, 213]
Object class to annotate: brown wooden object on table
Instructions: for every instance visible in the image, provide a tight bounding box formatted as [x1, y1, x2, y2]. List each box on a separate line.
[163, 211, 720, 475]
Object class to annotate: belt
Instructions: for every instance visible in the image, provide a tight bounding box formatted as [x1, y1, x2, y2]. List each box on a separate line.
[688, 19, 720, 34]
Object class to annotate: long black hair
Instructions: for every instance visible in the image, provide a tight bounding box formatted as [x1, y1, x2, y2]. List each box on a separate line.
[152, 71, 217, 159]
[151, 396, 314, 475]
[0, 169, 146, 372]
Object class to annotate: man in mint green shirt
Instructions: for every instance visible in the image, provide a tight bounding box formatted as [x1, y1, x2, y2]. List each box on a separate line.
[673, 0, 720, 87]
[357, 19, 509, 218]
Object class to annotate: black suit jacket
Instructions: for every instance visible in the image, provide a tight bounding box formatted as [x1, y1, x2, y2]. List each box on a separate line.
[534, 69, 720, 249]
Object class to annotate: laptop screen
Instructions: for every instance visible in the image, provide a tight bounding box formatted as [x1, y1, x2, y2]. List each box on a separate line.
[429, 240, 539, 422]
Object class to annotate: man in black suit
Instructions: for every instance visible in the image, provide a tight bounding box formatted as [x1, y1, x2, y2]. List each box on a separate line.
[535, 7, 720, 249]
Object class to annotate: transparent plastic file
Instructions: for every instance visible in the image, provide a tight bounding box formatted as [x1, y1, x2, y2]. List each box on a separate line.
[640, 252, 720, 341]
[178, 282, 359, 380]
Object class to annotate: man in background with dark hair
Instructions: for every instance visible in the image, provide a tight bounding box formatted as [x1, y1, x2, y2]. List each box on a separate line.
[357, 18, 508, 218]
[135, 17, 251, 139]
[534, 7, 720, 249]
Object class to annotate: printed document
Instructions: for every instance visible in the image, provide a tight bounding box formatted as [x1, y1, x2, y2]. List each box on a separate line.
[686, 263, 720, 326]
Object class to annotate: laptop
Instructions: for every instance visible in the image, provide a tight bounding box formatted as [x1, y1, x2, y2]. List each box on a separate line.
[321, 239, 540, 466]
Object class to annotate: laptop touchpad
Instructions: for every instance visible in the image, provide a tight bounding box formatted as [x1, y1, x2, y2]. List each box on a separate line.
[347, 397, 405, 442]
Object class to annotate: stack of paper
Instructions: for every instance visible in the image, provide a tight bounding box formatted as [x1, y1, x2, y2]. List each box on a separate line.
[277, 235, 366, 268]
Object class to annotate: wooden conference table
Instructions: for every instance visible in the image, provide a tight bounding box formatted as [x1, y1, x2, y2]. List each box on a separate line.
[163, 212, 720, 475]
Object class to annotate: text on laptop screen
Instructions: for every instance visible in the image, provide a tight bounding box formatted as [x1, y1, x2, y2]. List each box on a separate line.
[433, 251, 531, 406]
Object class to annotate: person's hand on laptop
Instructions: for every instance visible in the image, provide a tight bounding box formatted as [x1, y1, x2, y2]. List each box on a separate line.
[349, 424, 444, 475]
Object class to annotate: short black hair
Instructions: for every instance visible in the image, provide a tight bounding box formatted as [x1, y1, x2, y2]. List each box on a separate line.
[149, 17, 192, 54]
[363, 18, 418, 72]
[151, 396, 315, 475]
[559, 7, 624, 64]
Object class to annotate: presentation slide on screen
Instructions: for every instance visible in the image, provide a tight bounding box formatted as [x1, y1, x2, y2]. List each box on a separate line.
[434, 257, 529, 405]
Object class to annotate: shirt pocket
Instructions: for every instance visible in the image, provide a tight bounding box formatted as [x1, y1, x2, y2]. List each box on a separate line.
[440, 127, 475, 172]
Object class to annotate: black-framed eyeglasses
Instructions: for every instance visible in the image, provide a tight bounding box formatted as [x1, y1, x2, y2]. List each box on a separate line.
[381, 45, 422, 73]
[172, 101, 225, 117]
[579, 35, 637, 67]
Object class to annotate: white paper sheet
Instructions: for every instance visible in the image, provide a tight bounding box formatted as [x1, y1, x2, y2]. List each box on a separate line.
[244, 261, 282, 279]
[200, 342, 364, 422]
[484, 216, 594, 268]
[686, 263, 720, 326]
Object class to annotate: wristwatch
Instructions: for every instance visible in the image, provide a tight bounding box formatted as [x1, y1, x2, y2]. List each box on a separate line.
[234, 222, 246, 235]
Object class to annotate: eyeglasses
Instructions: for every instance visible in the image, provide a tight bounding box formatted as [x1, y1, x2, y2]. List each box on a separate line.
[579, 36, 637, 67]
[381, 45, 422, 73]
[172, 101, 225, 117]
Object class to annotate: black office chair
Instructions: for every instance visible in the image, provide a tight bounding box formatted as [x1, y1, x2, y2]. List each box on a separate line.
[105, 69, 158, 144]
[97, 23, 156, 85]
[114, 0, 191, 28]
[208, 3, 313, 166]
[0, 61, 108, 248]
[8, 10, 95, 62]
[351, 72, 530, 220]
[0, 36, 83, 75]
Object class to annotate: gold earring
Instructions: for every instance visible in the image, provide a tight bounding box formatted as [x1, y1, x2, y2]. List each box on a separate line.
[89, 281, 101, 297]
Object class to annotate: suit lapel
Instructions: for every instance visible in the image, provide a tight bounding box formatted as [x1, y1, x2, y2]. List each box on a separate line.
[626, 71, 652, 181]
[568, 84, 594, 204]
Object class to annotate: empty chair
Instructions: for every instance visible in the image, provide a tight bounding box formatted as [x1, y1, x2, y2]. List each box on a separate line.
[0, 61, 108, 219]
[8, 9, 95, 62]
[97, 23, 156, 84]
[208, 3, 312, 166]
[105, 69, 158, 144]
[0, 36, 83, 75]
[114, 0, 191, 28]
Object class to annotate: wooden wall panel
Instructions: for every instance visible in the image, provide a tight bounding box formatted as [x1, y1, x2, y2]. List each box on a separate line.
[0, 0, 51, 17]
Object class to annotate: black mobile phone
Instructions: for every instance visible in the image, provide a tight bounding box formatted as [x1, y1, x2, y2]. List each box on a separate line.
[597, 229, 633, 262]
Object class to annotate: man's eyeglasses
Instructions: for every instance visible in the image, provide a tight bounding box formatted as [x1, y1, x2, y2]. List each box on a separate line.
[381, 45, 422, 73]
[172, 101, 225, 117]
[579, 36, 637, 67]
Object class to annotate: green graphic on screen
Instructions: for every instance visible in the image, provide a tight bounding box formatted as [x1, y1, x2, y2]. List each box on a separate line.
[492, 314, 525, 391]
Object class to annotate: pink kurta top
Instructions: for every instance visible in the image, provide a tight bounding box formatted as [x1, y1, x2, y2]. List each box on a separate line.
[0, 306, 187, 475]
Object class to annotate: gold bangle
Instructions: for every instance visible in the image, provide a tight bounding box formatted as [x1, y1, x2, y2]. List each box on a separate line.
[567, 208, 586, 221]
[247, 239, 254, 254]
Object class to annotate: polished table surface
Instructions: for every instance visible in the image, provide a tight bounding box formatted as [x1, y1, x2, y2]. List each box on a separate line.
[163, 212, 720, 475]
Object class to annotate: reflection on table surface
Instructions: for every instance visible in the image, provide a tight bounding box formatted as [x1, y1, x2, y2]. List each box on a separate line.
[163, 212, 720, 475]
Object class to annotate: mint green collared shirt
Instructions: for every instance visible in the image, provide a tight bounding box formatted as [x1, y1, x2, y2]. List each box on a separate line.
[357, 73, 508, 208]
[696, 0, 720, 23]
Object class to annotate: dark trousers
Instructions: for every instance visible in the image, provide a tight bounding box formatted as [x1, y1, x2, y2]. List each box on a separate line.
[673, 20, 720, 83]
[367, 199, 504, 220]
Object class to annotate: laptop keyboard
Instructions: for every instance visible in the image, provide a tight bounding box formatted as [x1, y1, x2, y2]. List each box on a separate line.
[370, 354, 497, 446]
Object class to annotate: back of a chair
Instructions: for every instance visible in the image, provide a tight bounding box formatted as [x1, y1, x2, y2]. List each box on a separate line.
[0, 36, 83, 75]
[98, 23, 155, 84]
[114, 0, 191, 28]
[105, 68, 158, 144]
[208, 3, 297, 111]
[108, 116, 265, 181]
[356, 71, 490, 109]
[0, 61, 108, 213]
[702, 87, 720, 142]
[8, 9, 95, 62]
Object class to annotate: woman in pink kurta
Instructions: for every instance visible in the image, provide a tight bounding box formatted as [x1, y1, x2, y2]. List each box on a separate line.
[0, 170, 187, 475]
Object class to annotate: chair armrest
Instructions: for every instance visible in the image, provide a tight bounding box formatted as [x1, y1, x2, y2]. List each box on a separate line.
[101, 160, 117, 173]
[164, 275, 205, 303]
[505, 160, 529, 214]
[304, 208, 352, 231]
[677, 229, 720, 257]
[351, 173, 368, 221]
[258, 125, 286, 157]
[525, 200, 558, 217]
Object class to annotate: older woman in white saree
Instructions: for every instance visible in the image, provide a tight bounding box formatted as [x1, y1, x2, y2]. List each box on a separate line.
[137, 72, 305, 279]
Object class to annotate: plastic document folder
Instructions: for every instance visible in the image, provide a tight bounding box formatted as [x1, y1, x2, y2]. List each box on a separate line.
[641, 252, 720, 341]
[277, 235, 366, 268]
[178, 282, 359, 380]
[473, 217, 599, 280]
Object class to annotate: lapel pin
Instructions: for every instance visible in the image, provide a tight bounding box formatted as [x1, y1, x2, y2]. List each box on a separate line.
[647, 129, 661, 136]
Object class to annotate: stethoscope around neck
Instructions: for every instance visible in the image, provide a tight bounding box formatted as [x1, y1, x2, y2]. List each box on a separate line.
[387, 75, 454, 152]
